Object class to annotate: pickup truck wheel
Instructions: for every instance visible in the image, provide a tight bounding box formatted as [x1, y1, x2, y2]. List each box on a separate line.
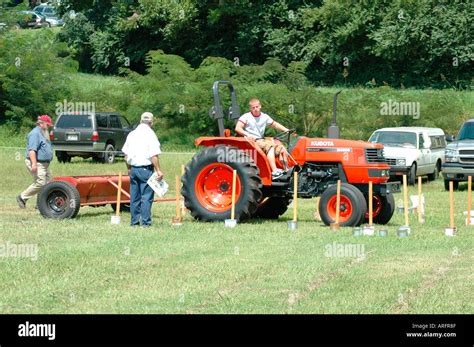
[319, 183, 366, 227]
[407, 164, 416, 185]
[37, 181, 81, 219]
[102, 144, 115, 164]
[444, 180, 459, 191]
[427, 162, 440, 181]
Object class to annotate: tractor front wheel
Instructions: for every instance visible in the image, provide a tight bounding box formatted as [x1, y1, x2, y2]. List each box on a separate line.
[319, 183, 366, 227]
[181, 146, 262, 221]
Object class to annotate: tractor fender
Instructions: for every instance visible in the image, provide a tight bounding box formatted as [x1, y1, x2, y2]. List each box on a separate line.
[195, 136, 273, 185]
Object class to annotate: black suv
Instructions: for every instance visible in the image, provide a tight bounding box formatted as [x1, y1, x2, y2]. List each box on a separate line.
[51, 112, 133, 164]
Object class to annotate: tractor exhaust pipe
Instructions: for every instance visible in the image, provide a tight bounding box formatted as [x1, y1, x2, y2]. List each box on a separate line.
[328, 90, 342, 139]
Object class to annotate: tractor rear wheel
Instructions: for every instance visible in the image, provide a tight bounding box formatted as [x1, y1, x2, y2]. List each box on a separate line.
[37, 181, 81, 219]
[181, 146, 262, 221]
[255, 197, 292, 219]
[363, 194, 395, 225]
[319, 183, 366, 227]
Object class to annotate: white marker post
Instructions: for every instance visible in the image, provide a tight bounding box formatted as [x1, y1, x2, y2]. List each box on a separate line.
[288, 171, 298, 231]
[172, 175, 182, 226]
[445, 181, 456, 236]
[111, 173, 122, 224]
[225, 170, 237, 228]
[330, 180, 341, 231]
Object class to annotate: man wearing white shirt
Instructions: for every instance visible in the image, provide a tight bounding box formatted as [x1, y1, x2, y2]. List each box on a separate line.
[122, 112, 164, 227]
[235, 98, 290, 179]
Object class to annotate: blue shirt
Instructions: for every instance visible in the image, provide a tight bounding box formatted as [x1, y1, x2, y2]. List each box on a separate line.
[25, 126, 53, 162]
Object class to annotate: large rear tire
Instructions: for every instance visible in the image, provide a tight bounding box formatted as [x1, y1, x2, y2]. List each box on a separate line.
[363, 194, 395, 225]
[255, 197, 292, 219]
[319, 183, 366, 227]
[181, 146, 262, 221]
[37, 181, 81, 219]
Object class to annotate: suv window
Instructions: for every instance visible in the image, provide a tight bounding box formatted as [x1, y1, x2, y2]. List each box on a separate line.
[120, 116, 130, 129]
[109, 115, 121, 128]
[96, 114, 108, 128]
[56, 114, 93, 128]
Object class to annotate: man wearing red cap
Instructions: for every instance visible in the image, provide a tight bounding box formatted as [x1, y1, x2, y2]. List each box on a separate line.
[17, 115, 54, 209]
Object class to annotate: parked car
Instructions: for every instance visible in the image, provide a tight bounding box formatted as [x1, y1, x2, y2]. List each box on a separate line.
[442, 119, 474, 190]
[369, 127, 446, 184]
[33, 5, 63, 26]
[50, 112, 134, 164]
[16, 10, 48, 29]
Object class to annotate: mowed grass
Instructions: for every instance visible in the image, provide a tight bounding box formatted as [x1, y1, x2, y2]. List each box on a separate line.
[0, 147, 473, 314]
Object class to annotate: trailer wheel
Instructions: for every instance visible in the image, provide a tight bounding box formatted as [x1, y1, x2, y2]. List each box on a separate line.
[255, 197, 292, 219]
[181, 146, 262, 221]
[363, 194, 395, 225]
[111, 203, 130, 212]
[319, 183, 366, 227]
[37, 181, 81, 219]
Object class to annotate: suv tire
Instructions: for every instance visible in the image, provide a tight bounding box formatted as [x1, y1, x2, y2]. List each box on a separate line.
[102, 144, 116, 164]
[56, 151, 71, 163]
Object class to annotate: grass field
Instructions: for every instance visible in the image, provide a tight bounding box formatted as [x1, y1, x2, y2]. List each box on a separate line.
[0, 147, 473, 314]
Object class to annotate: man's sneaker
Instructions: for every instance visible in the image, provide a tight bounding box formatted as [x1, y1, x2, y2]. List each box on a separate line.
[16, 195, 26, 209]
[272, 169, 284, 180]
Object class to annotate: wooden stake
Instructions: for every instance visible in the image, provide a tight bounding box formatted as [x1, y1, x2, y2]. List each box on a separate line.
[231, 170, 237, 220]
[115, 172, 122, 216]
[403, 174, 409, 226]
[293, 171, 298, 222]
[335, 180, 341, 225]
[450, 181, 454, 228]
[368, 181, 373, 226]
[418, 176, 422, 223]
[468, 176, 472, 225]
[175, 175, 181, 220]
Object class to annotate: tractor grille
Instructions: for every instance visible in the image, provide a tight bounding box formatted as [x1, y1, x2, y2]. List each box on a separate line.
[365, 148, 386, 164]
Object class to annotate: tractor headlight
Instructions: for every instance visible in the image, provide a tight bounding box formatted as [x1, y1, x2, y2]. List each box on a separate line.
[396, 159, 406, 166]
[445, 149, 459, 162]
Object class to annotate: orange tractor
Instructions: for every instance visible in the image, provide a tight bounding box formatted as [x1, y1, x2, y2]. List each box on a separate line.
[181, 81, 400, 226]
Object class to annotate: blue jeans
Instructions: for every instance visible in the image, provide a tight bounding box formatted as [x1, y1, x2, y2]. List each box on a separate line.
[129, 166, 155, 226]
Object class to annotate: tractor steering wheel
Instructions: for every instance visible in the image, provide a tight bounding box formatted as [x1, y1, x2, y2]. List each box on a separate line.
[273, 128, 296, 141]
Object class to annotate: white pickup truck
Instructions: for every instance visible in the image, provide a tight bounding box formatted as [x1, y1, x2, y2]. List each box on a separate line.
[369, 127, 446, 185]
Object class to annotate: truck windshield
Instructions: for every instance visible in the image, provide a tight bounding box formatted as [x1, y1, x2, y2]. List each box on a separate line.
[457, 122, 474, 140]
[369, 131, 417, 147]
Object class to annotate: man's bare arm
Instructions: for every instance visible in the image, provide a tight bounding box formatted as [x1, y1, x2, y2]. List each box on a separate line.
[235, 121, 256, 141]
[151, 155, 164, 180]
[271, 121, 289, 133]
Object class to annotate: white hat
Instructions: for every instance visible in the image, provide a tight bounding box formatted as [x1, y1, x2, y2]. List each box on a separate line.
[141, 112, 154, 122]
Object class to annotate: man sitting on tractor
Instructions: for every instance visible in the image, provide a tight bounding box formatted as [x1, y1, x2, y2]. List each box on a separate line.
[235, 98, 290, 179]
